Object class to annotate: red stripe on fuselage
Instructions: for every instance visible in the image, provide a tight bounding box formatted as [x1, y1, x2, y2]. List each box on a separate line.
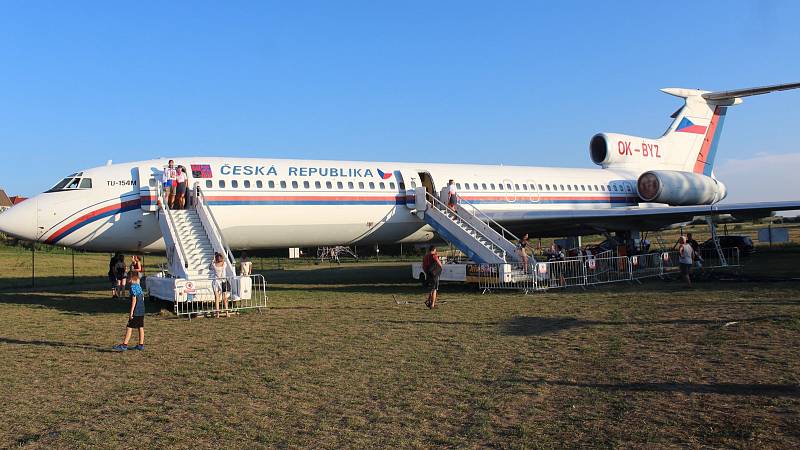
[45, 199, 140, 244]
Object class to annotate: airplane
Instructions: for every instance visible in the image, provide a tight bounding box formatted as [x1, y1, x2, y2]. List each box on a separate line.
[1, 82, 800, 256]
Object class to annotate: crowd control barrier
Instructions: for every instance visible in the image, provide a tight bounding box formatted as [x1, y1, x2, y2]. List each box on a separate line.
[478, 248, 740, 293]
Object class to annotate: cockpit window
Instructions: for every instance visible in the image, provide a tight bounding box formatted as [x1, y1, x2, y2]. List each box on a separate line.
[47, 173, 92, 192]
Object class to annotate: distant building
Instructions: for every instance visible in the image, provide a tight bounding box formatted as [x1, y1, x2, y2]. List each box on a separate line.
[0, 189, 12, 213]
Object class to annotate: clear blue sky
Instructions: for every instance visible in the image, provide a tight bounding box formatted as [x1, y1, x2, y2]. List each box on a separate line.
[1, 1, 799, 196]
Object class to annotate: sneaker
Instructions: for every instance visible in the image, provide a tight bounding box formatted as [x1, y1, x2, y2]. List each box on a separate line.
[131, 344, 144, 351]
[112, 344, 128, 351]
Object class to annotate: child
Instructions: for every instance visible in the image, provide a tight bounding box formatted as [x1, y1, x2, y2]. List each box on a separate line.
[113, 273, 145, 351]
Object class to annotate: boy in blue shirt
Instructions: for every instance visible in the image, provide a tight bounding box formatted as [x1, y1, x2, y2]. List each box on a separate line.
[113, 272, 145, 351]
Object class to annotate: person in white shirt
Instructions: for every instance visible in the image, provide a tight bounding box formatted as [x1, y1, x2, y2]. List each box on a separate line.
[446, 179, 457, 211]
[162, 160, 177, 208]
[678, 236, 694, 287]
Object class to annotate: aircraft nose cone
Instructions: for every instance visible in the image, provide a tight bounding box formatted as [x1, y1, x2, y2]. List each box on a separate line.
[0, 199, 38, 241]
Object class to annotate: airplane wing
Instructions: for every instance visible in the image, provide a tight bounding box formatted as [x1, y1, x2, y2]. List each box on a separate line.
[489, 201, 800, 237]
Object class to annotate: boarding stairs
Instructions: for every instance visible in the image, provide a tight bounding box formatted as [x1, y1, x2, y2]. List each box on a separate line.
[154, 186, 237, 281]
[414, 188, 528, 266]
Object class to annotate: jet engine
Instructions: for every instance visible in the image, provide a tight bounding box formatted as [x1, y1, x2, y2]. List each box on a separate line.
[636, 170, 727, 206]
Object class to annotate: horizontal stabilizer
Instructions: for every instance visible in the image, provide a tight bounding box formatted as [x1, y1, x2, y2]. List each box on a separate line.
[702, 81, 800, 101]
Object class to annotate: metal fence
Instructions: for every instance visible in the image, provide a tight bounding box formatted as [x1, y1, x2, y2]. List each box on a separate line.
[173, 274, 269, 318]
[478, 248, 741, 293]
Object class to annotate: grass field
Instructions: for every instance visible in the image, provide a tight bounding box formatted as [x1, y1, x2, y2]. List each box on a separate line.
[1, 246, 800, 448]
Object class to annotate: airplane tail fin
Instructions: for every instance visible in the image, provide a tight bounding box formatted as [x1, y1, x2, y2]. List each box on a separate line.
[660, 82, 800, 175]
[591, 82, 800, 175]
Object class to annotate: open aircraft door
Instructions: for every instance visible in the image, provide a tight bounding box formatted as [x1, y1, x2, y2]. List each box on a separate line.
[137, 165, 161, 212]
[393, 170, 416, 210]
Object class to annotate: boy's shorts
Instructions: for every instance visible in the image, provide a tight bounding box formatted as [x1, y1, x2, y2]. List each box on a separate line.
[127, 316, 144, 328]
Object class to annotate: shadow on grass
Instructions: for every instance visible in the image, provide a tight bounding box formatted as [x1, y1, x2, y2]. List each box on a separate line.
[0, 337, 116, 353]
[500, 315, 796, 336]
[0, 291, 170, 315]
[541, 379, 800, 397]
[0, 275, 107, 291]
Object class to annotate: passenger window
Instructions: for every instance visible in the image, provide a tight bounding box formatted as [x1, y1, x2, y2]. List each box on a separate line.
[456, 183, 461, 189]
[580, 185, 585, 191]
[219, 180, 226, 188]
[612, 185, 617, 191]
[545, 184, 550, 190]
[473, 183, 479, 190]
[359, 182, 365, 189]
[410, 181, 416, 188]
[232, 180, 239, 188]
[292, 181, 299, 189]
[507, 183, 512, 190]
[348, 181, 354, 189]
[268, 180, 275, 188]
[315, 181, 321, 189]
[369, 182, 375, 189]
[206, 180, 212, 188]
[399, 182, 405, 190]
[463, 184, 470, 190]
[244, 180, 251, 188]
[379, 182, 385, 189]
[280, 181, 287, 189]
[301, 181, 308, 189]
[79, 178, 92, 189]
[537, 184, 543, 190]
[256, 180, 262, 188]
[498, 184, 504, 191]
[573, 185, 578, 190]
[626, 184, 632, 192]
[567, 185, 572, 191]
[515, 184, 520, 190]
[587, 185, 592, 191]
[490, 183, 495, 190]
[560, 184, 564, 190]
[389, 182, 395, 189]
[336, 181, 342, 189]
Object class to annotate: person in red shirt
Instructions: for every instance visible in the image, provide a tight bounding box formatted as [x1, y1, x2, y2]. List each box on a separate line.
[422, 246, 443, 309]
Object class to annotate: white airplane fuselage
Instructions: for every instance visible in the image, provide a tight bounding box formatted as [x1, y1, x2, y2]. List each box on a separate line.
[0, 157, 645, 252]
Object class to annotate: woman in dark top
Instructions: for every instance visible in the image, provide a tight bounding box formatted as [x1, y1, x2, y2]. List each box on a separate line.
[108, 253, 120, 298]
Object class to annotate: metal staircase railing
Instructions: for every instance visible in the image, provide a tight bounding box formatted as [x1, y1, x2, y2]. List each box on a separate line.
[195, 185, 237, 273]
[425, 191, 507, 262]
[455, 193, 520, 244]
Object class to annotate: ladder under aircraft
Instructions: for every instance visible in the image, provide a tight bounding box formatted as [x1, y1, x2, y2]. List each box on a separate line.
[414, 188, 528, 265]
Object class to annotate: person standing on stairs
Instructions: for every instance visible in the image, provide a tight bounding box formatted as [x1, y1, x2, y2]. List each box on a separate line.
[175, 166, 188, 209]
[211, 252, 230, 317]
[163, 159, 177, 209]
[446, 179, 457, 211]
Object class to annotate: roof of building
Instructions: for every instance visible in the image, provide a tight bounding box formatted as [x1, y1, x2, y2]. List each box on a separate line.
[0, 189, 12, 208]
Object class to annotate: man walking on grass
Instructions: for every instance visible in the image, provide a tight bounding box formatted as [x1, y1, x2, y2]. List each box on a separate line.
[113, 272, 145, 351]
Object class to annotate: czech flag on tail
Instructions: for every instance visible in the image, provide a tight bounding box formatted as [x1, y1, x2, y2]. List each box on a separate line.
[675, 117, 707, 134]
